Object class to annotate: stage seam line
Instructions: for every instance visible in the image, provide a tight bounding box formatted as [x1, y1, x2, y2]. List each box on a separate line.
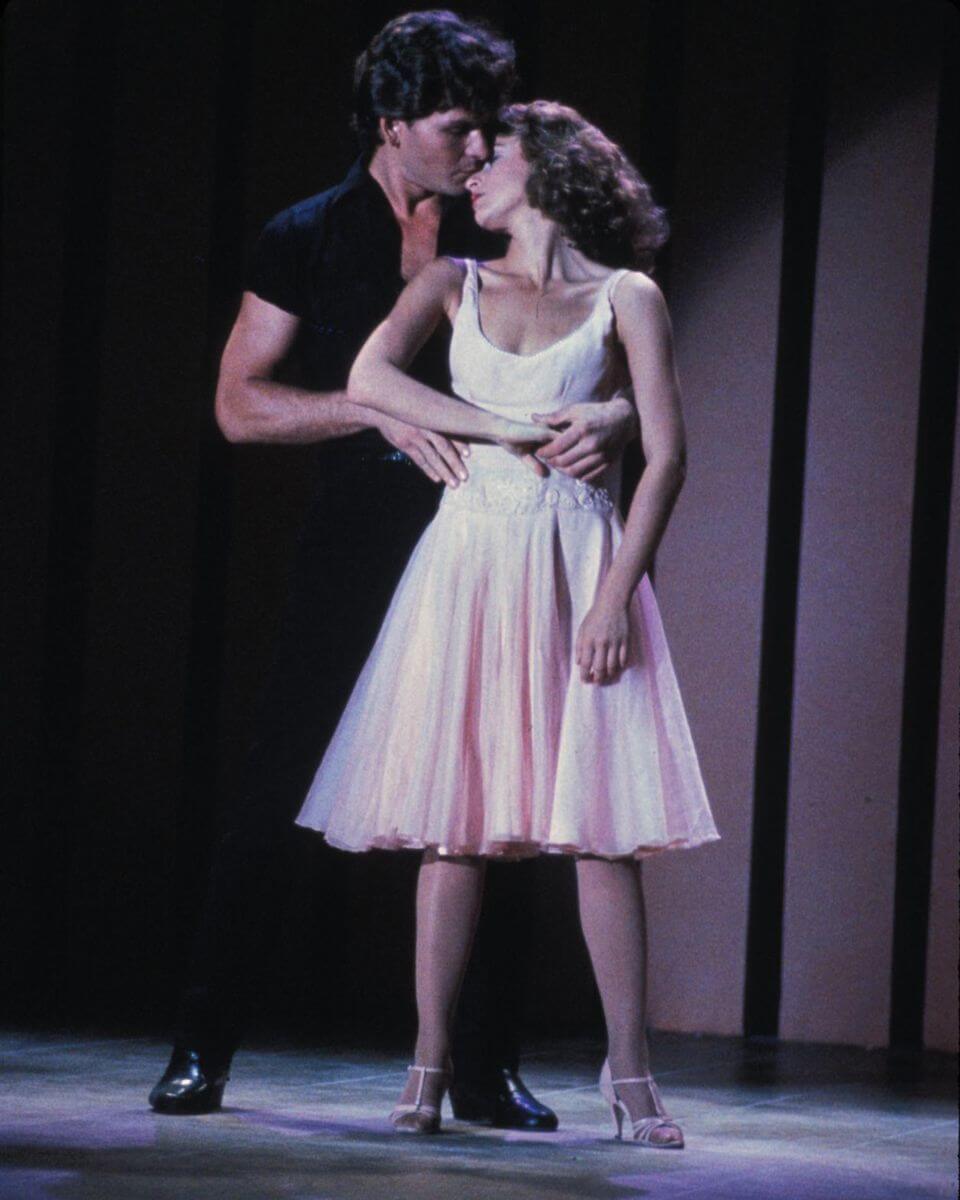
[858, 1118, 958, 1145]
[305, 1071, 403, 1087]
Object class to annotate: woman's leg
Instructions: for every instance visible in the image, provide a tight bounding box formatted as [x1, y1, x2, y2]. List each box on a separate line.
[575, 856, 681, 1144]
[398, 850, 486, 1108]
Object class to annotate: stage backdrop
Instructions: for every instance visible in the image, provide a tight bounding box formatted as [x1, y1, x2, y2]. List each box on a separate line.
[2, 0, 957, 1054]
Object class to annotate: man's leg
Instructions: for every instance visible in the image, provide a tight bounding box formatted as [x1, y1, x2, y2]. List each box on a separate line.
[150, 461, 437, 1112]
[450, 859, 558, 1131]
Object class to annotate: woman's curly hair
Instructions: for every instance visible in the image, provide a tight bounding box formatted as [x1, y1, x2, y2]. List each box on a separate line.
[497, 101, 668, 272]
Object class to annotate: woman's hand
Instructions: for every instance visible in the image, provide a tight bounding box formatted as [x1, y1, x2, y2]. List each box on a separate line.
[575, 598, 631, 684]
[531, 395, 638, 482]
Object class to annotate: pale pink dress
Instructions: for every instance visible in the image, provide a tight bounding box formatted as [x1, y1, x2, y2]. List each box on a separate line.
[295, 259, 719, 859]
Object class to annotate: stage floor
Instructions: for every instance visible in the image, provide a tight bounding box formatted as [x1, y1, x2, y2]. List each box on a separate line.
[0, 1030, 955, 1199]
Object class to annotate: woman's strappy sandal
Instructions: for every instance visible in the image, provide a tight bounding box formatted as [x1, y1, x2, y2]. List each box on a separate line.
[390, 1064, 450, 1135]
[599, 1059, 684, 1149]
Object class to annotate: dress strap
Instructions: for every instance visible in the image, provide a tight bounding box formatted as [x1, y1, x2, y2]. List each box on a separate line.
[604, 267, 632, 307]
[453, 257, 478, 319]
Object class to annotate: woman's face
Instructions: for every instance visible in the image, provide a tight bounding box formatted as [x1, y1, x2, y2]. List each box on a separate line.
[466, 135, 531, 230]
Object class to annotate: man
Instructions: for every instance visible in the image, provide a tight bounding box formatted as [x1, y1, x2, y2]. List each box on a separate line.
[149, 10, 636, 1128]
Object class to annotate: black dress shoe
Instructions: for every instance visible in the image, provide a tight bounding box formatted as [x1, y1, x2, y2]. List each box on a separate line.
[148, 1045, 232, 1115]
[450, 1067, 559, 1131]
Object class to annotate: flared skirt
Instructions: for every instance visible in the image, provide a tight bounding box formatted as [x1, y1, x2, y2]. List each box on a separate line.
[295, 500, 719, 859]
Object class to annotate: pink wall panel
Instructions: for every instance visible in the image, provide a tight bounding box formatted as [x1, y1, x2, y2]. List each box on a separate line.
[779, 9, 940, 1046]
[644, 6, 791, 1036]
[924, 394, 959, 1054]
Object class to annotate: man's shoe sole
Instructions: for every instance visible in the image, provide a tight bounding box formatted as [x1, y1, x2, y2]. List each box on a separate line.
[491, 1110, 559, 1132]
[450, 1093, 559, 1131]
[149, 1084, 226, 1116]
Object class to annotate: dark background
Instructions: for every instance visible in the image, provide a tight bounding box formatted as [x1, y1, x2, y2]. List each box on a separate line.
[2, 0, 957, 1052]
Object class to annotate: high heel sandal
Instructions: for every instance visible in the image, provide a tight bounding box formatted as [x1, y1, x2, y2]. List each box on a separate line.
[599, 1059, 684, 1149]
[390, 1065, 449, 1135]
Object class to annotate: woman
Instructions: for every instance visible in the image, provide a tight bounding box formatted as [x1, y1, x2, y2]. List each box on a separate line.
[296, 101, 719, 1146]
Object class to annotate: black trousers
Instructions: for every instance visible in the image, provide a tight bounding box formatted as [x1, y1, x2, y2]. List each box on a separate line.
[178, 454, 528, 1078]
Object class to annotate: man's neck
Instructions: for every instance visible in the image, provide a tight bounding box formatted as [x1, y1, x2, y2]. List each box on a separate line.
[367, 146, 442, 224]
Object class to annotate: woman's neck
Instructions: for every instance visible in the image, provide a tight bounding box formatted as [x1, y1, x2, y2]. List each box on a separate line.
[498, 212, 599, 289]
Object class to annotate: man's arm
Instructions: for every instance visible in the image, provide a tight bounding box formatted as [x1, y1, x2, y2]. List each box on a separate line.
[214, 292, 371, 444]
[214, 292, 472, 485]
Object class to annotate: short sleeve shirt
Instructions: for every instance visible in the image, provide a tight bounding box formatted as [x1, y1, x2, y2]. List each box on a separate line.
[245, 157, 504, 463]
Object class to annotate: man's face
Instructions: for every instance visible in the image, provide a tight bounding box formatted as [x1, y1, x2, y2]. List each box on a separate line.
[393, 108, 491, 196]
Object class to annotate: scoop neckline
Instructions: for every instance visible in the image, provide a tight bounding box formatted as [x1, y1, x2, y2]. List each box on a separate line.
[470, 262, 620, 361]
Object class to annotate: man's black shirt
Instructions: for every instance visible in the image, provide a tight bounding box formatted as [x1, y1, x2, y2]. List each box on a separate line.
[246, 157, 503, 464]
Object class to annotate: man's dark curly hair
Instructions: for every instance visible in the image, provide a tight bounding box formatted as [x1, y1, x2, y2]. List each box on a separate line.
[353, 10, 516, 155]
[497, 101, 669, 272]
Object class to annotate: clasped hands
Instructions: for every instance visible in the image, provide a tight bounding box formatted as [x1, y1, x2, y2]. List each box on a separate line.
[379, 393, 636, 488]
[379, 395, 638, 686]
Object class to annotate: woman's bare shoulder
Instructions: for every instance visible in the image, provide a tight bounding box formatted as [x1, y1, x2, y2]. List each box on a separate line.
[611, 270, 670, 331]
[421, 255, 468, 287]
[400, 257, 467, 317]
[611, 269, 664, 305]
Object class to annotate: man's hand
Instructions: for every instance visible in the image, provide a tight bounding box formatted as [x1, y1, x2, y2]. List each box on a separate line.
[531, 395, 638, 481]
[378, 412, 470, 487]
[380, 414, 551, 483]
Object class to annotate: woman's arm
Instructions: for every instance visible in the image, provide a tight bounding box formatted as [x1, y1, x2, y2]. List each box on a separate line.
[575, 273, 687, 683]
[348, 258, 545, 445]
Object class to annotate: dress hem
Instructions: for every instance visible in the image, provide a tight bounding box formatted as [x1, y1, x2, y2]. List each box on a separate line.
[295, 821, 720, 861]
